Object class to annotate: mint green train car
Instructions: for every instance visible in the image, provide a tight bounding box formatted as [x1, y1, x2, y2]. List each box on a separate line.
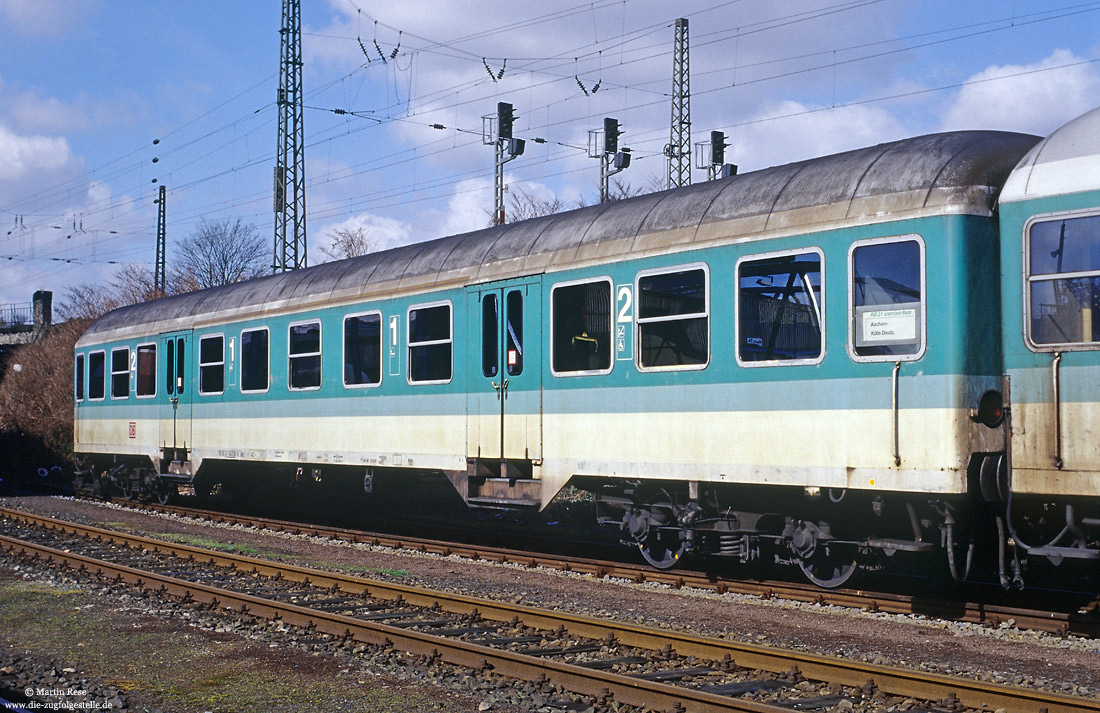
[74, 108, 1100, 588]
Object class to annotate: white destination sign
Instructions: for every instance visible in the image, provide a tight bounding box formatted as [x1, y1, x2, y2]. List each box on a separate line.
[862, 308, 917, 343]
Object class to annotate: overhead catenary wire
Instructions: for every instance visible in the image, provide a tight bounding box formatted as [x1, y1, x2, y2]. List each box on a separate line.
[5, 1, 1099, 290]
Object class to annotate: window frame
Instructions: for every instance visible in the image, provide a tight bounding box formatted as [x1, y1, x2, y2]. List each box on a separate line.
[406, 299, 453, 386]
[342, 310, 384, 389]
[239, 326, 271, 394]
[287, 319, 322, 392]
[74, 353, 85, 403]
[135, 342, 158, 398]
[634, 262, 711, 372]
[110, 346, 131, 400]
[1023, 208, 1100, 352]
[505, 288, 524, 377]
[549, 276, 615, 378]
[735, 246, 826, 368]
[198, 333, 226, 396]
[88, 350, 106, 401]
[847, 234, 927, 363]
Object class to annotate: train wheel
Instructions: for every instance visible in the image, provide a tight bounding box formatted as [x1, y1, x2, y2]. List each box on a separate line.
[797, 544, 860, 588]
[120, 481, 137, 501]
[637, 528, 687, 570]
[155, 482, 174, 505]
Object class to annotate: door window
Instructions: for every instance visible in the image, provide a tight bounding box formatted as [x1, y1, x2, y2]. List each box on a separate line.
[481, 294, 498, 378]
[506, 290, 523, 376]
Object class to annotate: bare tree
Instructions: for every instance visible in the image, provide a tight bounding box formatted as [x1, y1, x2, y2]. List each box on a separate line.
[57, 283, 122, 322]
[57, 262, 198, 321]
[176, 218, 266, 289]
[604, 175, 666, 202]
[0, 317, 90, 456]
[496, 176, 667, 227]
[319, 226, 376, 262]
[505, 186, 572, 224]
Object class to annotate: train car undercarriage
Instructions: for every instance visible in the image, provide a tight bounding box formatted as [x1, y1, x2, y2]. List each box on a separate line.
[72, 450, 1100, 590]
[580, 471, 1100, 589]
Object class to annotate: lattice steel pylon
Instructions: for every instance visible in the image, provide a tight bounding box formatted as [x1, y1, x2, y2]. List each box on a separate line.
[273, 0, 306, 273]
[154, 185, 166, 295]
[665, 18, 691, 189]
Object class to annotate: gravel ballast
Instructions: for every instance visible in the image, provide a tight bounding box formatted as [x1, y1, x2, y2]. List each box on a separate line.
[2, 495, 1098, 710]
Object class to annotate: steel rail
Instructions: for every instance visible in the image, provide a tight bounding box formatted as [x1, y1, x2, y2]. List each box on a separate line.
[110, 498, 1100, 638]
[2, 506, 1097, 713]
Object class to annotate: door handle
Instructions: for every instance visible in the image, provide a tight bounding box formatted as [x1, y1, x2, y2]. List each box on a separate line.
[501, 378, 509, 399]
[1053, 352, 1063, 470]
[492, 381, 501, 400]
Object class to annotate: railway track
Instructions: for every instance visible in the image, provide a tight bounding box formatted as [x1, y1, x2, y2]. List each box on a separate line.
[1, 504, 1097, 713]
[102, 496, 1100, 639]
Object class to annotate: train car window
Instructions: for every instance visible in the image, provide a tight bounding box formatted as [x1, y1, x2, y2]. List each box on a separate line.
[636, 265, 709, 370]
[176, 339, 185, 394]
[88, 351, 105, 400]
[849, 236, 925, 361]
[551, 279, 612, 375]
[506, 290, 523, 376]
[343, 312, 382, 387]
[75, 354, 85, 402]
[110, 347, 130, 399]
[240, 328, 270, 393]
[199, 335, 225, 395]
[1026, 213, 1100, 348]
[737, 250, 823, 365]
[481, 294, 498, 377]
[407, 302, 452, 384]
[289, 321, 322, 391]
[166, 342, 175, 395]
[136, 343, 157, 397]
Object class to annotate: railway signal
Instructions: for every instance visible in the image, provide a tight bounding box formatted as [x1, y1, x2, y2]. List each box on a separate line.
[695, 130, 736, 181]
[485, 102, 526, 225]
[590, 117, 631, 202]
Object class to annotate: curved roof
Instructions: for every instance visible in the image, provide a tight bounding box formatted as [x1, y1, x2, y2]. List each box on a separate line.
[79, 129, 1039, 345]
[1000, 106, 1100, 204]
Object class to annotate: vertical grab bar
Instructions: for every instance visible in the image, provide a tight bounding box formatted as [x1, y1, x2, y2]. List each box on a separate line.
[892, 361, 901, 466]
[1052, 352, 1063, 470]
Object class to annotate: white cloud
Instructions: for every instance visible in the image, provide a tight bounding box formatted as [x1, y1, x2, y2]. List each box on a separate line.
[0, 122, 77, 183]
[439, 177, 494, 237]
[939, 49, 1100, 136]
[303, 2, 909, 166]
[311, 211, 413, 263]
[727, 100, 908, 171]
[0, 0, 90, 37]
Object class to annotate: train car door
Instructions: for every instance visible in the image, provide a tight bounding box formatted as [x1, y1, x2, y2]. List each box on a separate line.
[466, 276, 543, 475]
[159, 331, 193, 458]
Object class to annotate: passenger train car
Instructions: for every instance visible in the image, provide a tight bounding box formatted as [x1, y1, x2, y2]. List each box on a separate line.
[73, 107, 1100, 588]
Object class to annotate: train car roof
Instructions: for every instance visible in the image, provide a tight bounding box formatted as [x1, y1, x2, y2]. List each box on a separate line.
[78, 128, 1039, 346]
[1000, 105, 1100, 204]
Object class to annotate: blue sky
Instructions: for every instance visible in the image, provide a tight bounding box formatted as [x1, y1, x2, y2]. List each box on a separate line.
[2, 0, 1099, 308]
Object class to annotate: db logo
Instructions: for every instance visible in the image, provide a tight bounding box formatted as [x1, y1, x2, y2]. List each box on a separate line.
[128, 422, 137, 439]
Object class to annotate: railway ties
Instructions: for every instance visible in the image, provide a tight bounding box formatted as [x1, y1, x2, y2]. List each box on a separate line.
[105, 496, 1100, 640]
[2, 506, 1098, 713]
